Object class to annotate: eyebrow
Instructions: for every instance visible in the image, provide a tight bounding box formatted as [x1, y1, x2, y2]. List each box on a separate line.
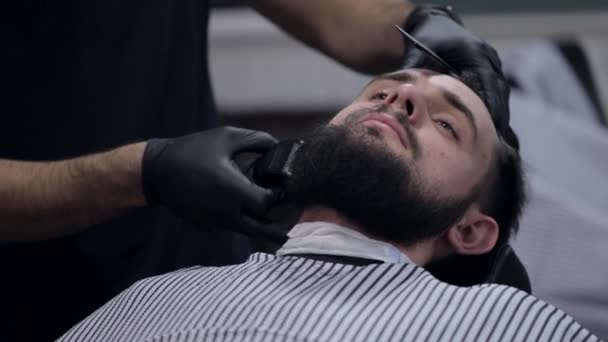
[441, 89, 479, 143]
[362, 71, 418, 91]
[374, 71, 418, 84]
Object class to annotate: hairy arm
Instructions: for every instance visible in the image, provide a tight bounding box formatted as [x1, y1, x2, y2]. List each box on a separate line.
[248, 0, 414, 74]
[0, 143, 147, 242]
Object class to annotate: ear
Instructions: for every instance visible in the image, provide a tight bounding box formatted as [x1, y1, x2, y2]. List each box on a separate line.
[445, 207, 499, 255]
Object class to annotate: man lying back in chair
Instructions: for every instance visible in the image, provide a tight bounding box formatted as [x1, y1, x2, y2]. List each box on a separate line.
[58, 68, 598, 341]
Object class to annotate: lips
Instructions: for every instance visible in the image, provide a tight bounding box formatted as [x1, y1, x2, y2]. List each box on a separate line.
[360, 113, 409, 149]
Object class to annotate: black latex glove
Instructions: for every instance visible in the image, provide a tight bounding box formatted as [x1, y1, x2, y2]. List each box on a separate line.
[402, 5, 511, 135]
[142, 126, 286, 241]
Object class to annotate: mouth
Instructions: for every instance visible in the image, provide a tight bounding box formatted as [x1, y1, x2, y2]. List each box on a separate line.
[359, 113, 409, 149]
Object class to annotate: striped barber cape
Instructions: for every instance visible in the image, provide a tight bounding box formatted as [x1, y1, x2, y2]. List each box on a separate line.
[58, 253, 599, 342]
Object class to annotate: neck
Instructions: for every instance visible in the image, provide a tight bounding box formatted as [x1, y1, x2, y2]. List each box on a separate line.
[298, 207, 436, 265]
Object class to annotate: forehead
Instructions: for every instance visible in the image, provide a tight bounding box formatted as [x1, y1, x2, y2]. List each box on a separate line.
[374, 70, 484, 110]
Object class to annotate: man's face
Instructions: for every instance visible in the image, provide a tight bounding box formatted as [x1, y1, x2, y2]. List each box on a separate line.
[286, 69, 499, 244]
[330, 69, 497, 199]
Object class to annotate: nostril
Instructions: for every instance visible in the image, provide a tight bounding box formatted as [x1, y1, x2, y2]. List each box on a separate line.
[406, 100, 414, 115]
[386, 93, 398, 104]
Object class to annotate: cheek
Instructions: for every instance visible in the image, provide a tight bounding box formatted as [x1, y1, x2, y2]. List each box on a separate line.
[329, 102, 368, 125]
[329, 109, 351, 125]
[416, 135, 477, 197]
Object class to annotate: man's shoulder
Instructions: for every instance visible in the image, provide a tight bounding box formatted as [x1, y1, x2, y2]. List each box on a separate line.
[468, 282, 528, 295]
[133, 252, 279, 284]
[445, 283, 599, 341]
[445, 282, 538, 311]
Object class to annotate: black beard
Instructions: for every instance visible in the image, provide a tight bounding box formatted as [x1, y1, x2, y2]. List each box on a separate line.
[285, 124, 475, 246]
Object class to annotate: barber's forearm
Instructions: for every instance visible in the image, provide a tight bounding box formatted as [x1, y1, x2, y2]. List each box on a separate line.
[0, 143, 147, 242]
[250, 0, 414, 74]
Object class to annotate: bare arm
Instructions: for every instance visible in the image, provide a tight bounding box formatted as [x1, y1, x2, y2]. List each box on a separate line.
[0, 143, 147, 242]
[248, 0, 415, 74]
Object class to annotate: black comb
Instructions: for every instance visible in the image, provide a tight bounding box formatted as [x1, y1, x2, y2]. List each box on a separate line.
[394, 25, 460, 79]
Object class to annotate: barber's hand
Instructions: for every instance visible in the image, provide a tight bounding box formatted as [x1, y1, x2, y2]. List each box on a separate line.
[403, 5, 510, 134]
[142, 126, 286, 241]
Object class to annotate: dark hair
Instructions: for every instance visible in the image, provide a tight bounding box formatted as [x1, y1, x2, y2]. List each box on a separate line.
[457, 70, 526, 243]
[476, 135, 526, 245]
[426, 132, 526, 286]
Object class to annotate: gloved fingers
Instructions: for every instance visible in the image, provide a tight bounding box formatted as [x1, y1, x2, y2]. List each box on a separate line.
[479, 73, 510, 131]
[224, 126, 278, 156]
[220, 163, 276, 216]
[238, 215, 288, 243]
[403, 39, 477, 76]
[189, 201, 288, 243]
[475, 42, 504, 74]
[403, 50, 454, 76]
[240, 181, 276, 217]
[406, 40, 480, 71]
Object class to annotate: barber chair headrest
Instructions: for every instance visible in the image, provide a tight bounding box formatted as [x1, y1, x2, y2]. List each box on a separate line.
[426, 244, 532, 294]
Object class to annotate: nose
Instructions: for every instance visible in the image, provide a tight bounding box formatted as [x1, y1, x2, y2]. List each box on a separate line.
[383, 83, 427, 126]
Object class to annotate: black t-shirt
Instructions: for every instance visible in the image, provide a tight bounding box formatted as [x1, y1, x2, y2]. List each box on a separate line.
[2, 1, 252, 340]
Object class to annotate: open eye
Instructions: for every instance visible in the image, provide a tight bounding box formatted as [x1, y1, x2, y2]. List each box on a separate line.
[371, 92, 388, 100]
[436, 119, 459, 140]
